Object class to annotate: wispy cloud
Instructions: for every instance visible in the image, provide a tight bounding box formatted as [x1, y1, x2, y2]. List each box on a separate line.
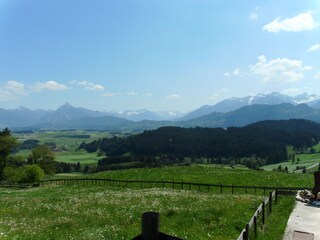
[250, 55, 312, 83]
[263, 12, 319, 32]
[0, 81, 26, 100]
[166, 94, 180, 99]
[102, 92, 116, 97]
[249, 12, 258, 20]
[70, 80, 105, 91]
[315, 72, 320, 80]
[223, 72, 230, 77]
[32, 81, 68, 92]
[281, 88, 301, 95]
[127, 91, 138, 95]
[307, 43, 320, 52]
[223, 68, 245, 77]
[210, 88, 229, 100]
[232, 68, 240, 76]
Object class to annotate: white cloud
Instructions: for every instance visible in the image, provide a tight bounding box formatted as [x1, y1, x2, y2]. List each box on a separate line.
[210, 88, 229, 100]
[250, 55, 312, 83]
[315, 72, 320, 80]
[127, 91, 138, 95]
[232, 68, 240, 76]
[307, 43, 320, 52]
[249, 12, 258, 20]
[102, 93, 116, 97]
[0, 81, 26, 100]
[4, 81, 26, 95]
[32, 81, 68, 92]
[70, 80, 105, 91]
[87, 84, 104, 91]
[145, 92, 152, 97]
[281, 88, 301, 95]
[166, 94, 180, 99]
[223, 72, 230, 76]
[210, 93, 220, 100]
[224, 68, 244, 77]
[263, 12, 319, 32]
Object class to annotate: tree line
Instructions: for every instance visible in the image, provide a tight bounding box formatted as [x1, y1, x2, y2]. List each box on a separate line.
[0, 128, 87, 183]
[79, 119, 320, 170]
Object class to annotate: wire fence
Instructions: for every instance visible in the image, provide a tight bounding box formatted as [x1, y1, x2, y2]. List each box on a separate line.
[1, 178, 305, 240]
[35, 178, 308, 196]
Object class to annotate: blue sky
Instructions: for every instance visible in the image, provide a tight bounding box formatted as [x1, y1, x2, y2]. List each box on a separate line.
[1, 0, 320, 112]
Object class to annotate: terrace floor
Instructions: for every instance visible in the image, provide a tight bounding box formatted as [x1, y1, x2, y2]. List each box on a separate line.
[283, 201, 320, 240]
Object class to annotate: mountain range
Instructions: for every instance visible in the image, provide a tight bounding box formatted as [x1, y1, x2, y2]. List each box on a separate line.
[180, 92, 320, 120]
[1, 92, 320, 131]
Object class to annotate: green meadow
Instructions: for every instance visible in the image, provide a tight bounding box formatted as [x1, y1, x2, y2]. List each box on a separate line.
[262, 144, 320, 173]
[92, 165, 313, 188]
[5, 132, 313, 239]
[14, 130, 106, 166]
[0, 183, 294, 240]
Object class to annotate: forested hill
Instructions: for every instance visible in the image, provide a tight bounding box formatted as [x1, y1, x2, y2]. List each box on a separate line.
[246, 119, 320, 133]
[79, 119, 320, 169]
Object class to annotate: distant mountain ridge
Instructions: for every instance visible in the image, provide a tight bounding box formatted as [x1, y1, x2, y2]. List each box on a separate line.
[104, 109, 184, 121]
[40, 103, 106, 124]
[0, 103, 182, 129]
[181, 103, 320, 128]
[180, 92, 320, 121]
[1, 92, 320, 130]
[0, 107, 51, 129]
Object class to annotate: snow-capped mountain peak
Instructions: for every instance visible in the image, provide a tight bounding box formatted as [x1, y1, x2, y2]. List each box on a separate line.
[180, 92, 320, 121]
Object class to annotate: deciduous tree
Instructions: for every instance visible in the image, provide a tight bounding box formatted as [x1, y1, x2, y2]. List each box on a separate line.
[28, 145, 56, 174]
[0, 128, 17, 180]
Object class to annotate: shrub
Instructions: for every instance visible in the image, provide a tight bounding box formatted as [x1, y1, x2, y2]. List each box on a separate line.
[4, 165, 44, 183]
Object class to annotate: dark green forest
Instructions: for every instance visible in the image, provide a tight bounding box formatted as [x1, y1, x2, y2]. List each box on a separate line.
[78, 119, 320, 170]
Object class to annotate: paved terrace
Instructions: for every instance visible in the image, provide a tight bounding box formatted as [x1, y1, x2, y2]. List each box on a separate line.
[283, 201, 320, 240]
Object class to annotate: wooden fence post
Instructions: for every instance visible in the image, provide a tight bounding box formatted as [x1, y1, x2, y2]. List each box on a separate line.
[269, 192, 272, 214]
[262, 201, 265, 224]
[275, 189, 278, 203]
[244, 223, 249, 240]
[254, 216, 257, 237]
[141, 212, 160, 240]
[232, 184, 234, 194]
[220, 184, 223, 193]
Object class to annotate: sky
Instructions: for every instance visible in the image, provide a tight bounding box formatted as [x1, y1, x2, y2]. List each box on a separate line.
[0, 0, 320, 112]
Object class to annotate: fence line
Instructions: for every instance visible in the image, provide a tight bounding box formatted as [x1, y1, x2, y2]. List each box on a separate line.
[0, 183, 39, 189]
[34, 178, 309, 195]
[237, 190, 277, 240]
[1, 178, 302, 239]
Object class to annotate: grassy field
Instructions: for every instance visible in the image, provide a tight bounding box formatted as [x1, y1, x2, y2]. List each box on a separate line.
[0, 184, 294, 240]
[1, 166, 301, 239]
[13, 130, 107, 166]
[256, 196, 295, 240]
[91, 165, 313, 188]
[262, 145, 320, 173]
[14, 130, 108, 151]
[54, 150, 102, 164]
[262, 155, 320, 172]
